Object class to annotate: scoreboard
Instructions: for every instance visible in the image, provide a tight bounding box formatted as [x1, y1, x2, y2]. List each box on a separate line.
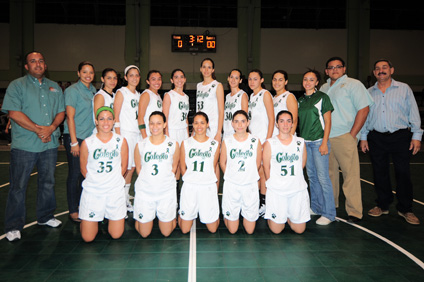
[171, 34, 217, 53]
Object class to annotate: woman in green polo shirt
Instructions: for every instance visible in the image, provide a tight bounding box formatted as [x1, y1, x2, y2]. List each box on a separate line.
[298, 69, 336, 226]
[63, 61, 96, 222]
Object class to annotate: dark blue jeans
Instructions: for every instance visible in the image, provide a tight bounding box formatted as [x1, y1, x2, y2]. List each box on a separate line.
[5, 148, 58, 232]
[63, 134, 84, 214]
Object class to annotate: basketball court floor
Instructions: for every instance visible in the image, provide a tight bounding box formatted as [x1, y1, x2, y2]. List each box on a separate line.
[0, 149, 423, 281]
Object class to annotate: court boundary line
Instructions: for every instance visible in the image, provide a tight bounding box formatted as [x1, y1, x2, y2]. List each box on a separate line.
[0, 162, 66, 189]
[337, 217, 424, 269]
[188, 220, 196, 282]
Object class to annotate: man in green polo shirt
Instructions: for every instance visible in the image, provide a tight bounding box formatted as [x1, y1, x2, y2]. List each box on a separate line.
[1, 51, 65, 241]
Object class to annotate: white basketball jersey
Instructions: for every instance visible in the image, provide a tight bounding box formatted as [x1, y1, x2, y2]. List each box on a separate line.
[182, 136, 218, 185]
[134, 136, 176, 195]
[266, 135, 308, 196]
[92, 89, 115, 133]
[196, 80, 220, 129]
[116, 87, 140, 133]
[82, 132, 125, 194]
[223, 133, 260, 185]
[141, 89, 163, 136]
[223, 90, 247, 139]
[249, 89, 270, 143]
[272, 91, 295, 136]
[166, 90, 189, 130]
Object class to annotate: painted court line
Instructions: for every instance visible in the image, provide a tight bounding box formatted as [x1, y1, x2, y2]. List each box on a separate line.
[0, 162, 66, 189]
[188, 220, 197, 282]
[0, 210, 69, 241]
[337, 217, 424, 270]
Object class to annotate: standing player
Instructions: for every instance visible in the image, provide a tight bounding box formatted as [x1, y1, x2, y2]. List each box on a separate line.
[271, 70, 298, 136]
[163, 69, 190, 183]
[92, 68, 118, 133]
[113, 65, 141, 212]
[138, 70, 163, 139]
[223, 69, 249, 139]
[178, 112, 220, 234]
[248, 69, 275, 216]
[220, 110, 261, 234]
[79, 106, 128, 242]
[263, 110, 310, 234]
[133, 111, 179, 238]
[196, 58, 225, 141]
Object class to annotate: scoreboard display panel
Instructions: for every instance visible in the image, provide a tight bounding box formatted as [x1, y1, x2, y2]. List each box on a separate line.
[171, 34, 216, 53]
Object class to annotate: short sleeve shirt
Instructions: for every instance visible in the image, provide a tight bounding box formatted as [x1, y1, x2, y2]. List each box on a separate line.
[298, 90, 333, 141]
[63, 80, 96, 139]
[320, 75, 373, 138]
[1, 74, 65, 152]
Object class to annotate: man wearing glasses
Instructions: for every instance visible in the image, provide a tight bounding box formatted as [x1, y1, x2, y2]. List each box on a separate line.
[320, 57, 373, 223]
[360, 59, 422, 225]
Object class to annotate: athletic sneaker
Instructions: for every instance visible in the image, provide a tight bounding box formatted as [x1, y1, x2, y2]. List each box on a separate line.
[398, 211, 420, 225]
[38, 218, 62, 228]
[259, 204, 266, 217]
[368, 206, 389, 217]
[316, 216, 332, 225]
[126, 202, 134, 213]
[6, 230, 21, 242]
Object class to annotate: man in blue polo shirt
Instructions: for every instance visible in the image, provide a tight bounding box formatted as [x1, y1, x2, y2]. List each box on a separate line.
[2, 51, 65, 241]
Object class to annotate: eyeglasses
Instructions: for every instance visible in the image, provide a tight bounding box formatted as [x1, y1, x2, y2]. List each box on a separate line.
[326, 65, 344, 70]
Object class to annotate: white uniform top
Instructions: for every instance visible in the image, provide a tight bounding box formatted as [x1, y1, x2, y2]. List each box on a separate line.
[265, 135, 308, 196]
[223, 133, 260, 185]
[82, 132, 125, 195]
[249, 89, 270, 143]
[141, 89, 163, 136]
[223, 90, 247, 139]
[196, 80, 220, 134]
[116, 87, 140, 133]
[182, 136, 218, 185]
[272, 91, 295, 136]
[165, 89, 189, 130]
[92, 89, 115, 133]
[134, 136, 176, 196]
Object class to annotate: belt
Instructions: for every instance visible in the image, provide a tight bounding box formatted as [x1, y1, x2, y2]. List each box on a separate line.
[373, 128, 409, 135]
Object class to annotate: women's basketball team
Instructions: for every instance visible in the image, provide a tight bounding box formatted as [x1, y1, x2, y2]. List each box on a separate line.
[66, 58, 336, 242]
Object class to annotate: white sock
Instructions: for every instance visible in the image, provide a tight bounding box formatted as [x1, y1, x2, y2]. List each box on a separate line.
[124, 184, 131, 204]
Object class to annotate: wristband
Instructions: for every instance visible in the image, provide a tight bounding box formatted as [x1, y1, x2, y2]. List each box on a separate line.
[114, 122, 121, 127]
[139, 124, 146, 130]
[70, 142, 79, 147]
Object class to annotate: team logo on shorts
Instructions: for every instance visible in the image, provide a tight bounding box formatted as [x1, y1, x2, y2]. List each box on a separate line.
[272, 213, 276, 219]
[89, 212, 95, 218]
[181, 211, 185, 216]
[226, 211, 230, 216]
[138, 213, 143, 219]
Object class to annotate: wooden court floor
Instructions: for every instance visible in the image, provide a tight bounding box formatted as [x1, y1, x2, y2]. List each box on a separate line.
[0, 149, 423, 282]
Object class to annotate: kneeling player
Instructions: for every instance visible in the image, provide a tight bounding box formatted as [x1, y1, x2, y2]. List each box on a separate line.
[220, 110, 261, 234]
[178, 112, 220, 234]
[79, 107, 128, 242]
[134, 111, 179, 238]
[263, 110, 310, 234]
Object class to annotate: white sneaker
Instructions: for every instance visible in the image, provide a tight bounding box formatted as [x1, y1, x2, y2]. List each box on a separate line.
[316, 216, 332, 225]
[38, 218, 62, 228]
[259, 204, 266, 217]
[126, 202, 134, 213]
[6, 230, 21, 242]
